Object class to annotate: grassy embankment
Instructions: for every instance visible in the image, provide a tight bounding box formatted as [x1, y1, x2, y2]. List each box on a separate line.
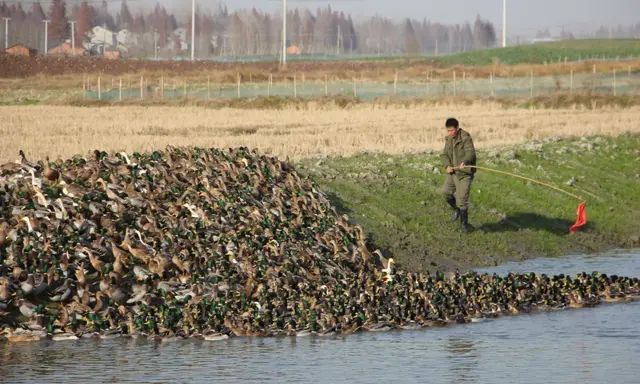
[299, 134, 640, 272]
[438, 39, 640, 66]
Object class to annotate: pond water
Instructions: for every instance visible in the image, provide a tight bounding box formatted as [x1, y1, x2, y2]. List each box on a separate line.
[2, 250, 639, 384]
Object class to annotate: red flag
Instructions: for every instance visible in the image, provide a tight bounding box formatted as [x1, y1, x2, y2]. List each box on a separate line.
[570, 202, 587, 233]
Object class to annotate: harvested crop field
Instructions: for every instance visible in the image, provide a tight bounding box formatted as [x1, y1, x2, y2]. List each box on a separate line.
[1, 104, 640, 162]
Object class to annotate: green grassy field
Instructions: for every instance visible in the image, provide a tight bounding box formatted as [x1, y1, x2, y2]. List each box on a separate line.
[299, 134, 640, 272]
[437, 39, 640, 66]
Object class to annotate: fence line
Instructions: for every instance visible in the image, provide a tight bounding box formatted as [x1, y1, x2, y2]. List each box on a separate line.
[83, 65, 640, 101]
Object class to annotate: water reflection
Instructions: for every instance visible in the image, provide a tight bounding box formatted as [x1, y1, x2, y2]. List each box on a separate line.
[2, 251, 640, 384]
[445, 336, 478, 384]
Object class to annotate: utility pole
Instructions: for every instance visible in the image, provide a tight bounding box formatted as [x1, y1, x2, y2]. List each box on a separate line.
[3, 17, 9, 50]
[191, 0, 196, 61]
[336, 24, 341, 56]
[502, 0, 507, 47]
[221, 35, 226, 56]
[281, 0, 287, 66]
[69, 21, 76, 55]
[154, 30, 158, 59]
[43, 20, 50, 55]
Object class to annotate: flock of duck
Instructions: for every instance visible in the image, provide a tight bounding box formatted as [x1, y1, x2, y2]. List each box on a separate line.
[1, 147, 639, 342]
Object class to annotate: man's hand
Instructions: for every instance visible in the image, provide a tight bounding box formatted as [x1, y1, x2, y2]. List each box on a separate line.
[458, 162, 465, 169]
[446, 166, 454, 174]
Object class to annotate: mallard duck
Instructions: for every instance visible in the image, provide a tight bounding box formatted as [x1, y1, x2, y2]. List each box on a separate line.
[50, 279, 73, 302]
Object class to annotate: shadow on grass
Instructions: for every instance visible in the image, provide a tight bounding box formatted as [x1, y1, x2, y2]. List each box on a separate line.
[323, 190, 400, 265]
[478, 212, 578, 235]
[324, 190, 354, 216]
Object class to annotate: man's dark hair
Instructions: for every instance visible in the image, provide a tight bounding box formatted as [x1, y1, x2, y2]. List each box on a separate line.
[445, 118, 459, 128]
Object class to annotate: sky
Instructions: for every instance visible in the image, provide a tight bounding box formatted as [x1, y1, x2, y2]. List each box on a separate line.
[140, 0, 639, 35]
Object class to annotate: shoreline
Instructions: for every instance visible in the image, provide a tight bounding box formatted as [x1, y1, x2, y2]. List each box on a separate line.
[3, 294, 638, 343]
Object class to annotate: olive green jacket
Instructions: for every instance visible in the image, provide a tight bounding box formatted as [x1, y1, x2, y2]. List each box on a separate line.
[441, 129, 477, 177]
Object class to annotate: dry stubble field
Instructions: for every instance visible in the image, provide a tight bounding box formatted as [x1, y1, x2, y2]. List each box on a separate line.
[1, 104, 639, 162]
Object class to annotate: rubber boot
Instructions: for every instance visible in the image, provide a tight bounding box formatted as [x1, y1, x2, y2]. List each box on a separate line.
[446, 196, 460, 222]
[460, 209, 471, 233]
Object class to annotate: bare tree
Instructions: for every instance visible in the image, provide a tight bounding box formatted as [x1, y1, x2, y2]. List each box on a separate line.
[403, 19, 419, 55]
[48, 0, 68, 46]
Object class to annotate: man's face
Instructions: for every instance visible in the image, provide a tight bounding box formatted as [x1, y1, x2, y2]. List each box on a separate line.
[446, 126, 458, 137]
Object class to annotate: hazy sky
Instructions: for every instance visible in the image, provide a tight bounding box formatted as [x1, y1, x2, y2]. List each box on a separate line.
[148, 0, 639, 35]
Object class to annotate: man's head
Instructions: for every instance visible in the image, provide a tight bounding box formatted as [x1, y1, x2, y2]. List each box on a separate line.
[445, 118, 459, 137]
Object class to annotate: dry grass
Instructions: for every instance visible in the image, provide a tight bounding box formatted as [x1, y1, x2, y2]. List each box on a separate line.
[2, 59, 639, 89]
[1, 103, 639, 162]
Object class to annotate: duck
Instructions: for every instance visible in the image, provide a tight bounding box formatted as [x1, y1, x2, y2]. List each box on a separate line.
[201, 332, 229, 341]
[382, 258, 395, 283]
[0, 278, 13, 301]
[5, 328, 46, 343]
[20, 275, 35, 295]
[42, 157, 60, 181]
[24, 274, 48, 296]
[16, 299, 38, 318]
[18, 150, 38, 170]
[51, 332, 79, 341]
[50, 279, 74, 302]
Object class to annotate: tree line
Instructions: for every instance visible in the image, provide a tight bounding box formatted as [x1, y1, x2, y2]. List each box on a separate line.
[1, 0, 502, 58]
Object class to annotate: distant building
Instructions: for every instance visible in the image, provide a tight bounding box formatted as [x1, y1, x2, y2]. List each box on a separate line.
[49, 41, 88, 56]
[173, 28, 189, 51]
[89, 26, 116, 53]
[287, 45, 301, 55]
[5, 44, 37, 57]
[103, 50, 121, 60]
[116, 29, 135, 53]
[529, 37, 557, 44]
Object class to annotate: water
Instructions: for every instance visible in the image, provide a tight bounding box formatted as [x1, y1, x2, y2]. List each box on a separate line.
[2, 251, 639, 384]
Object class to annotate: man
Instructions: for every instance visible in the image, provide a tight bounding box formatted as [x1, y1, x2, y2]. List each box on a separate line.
[440, 118, 476, 233]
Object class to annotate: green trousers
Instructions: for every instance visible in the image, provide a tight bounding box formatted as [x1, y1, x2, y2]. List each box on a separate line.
[442, 173, 474, 210]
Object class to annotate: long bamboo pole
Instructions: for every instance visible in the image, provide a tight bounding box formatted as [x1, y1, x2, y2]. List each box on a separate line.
[456, 165, 587, 201]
